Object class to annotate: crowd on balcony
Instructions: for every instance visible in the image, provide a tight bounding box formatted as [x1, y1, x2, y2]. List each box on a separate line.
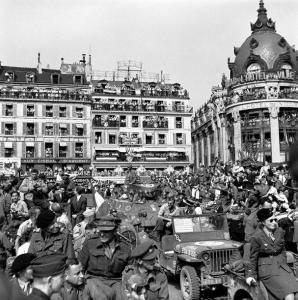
[143, 116, 168, 128]
[0, 87, 91, 101]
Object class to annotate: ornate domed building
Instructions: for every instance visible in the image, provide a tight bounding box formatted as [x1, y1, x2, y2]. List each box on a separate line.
[192, 0, 298, 167]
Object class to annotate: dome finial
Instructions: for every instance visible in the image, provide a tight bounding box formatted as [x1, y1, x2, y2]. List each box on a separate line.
[250, 0, 276, 33]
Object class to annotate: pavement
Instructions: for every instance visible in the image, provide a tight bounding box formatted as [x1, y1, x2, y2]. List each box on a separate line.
[169, 281, 183, 300]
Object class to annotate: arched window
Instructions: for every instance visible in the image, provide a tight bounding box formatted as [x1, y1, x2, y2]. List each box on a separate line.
[247, 63, 261, 73]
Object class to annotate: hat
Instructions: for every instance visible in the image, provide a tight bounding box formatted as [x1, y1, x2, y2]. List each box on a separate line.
[132, 218, 141, 226]
[183, 198, 196, 206]
[36, 209, 56, 229]
[30, 253, 67, 278]
[131, 239, 157, 261]
[96, 215, 119, 231]
[11, 253, 36, 274]
[83, 208, 95, 218]
[257, 208, 273, 222]
[30, 168, 39, 174]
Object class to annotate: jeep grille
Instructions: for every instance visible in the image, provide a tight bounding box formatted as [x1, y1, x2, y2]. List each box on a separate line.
[208, 249, 235, 273]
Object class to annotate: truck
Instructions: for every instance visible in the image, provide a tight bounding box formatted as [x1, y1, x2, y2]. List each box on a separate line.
[158, 214, 242, 300]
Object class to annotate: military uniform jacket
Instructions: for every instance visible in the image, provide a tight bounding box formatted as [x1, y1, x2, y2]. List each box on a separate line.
[122, 265, 169, 300]
[246, 227, 292, 280]
[28, 230, 72, 256]
[27, 288, 51, 300]
[78, 235, 131, 279]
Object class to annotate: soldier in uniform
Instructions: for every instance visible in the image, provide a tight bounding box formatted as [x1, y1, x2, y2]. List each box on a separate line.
[79, 215, 131, 300]
[122, 239, 169, 300]
[29, 253, 67, 300]
[28, 209, 73, 257]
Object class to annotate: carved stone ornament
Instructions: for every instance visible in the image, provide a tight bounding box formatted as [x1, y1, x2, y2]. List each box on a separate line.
[268, 105, 280, 118]
[232, 110, 241, 122]
[278, 37, 287, 48]
[250, 38, 259, 49]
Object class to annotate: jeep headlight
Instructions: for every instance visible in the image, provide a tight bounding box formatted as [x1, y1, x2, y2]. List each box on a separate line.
[202, 252, 210, 261]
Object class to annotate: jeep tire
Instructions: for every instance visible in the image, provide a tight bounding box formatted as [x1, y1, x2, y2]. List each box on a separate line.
[180, 266, 201, 300]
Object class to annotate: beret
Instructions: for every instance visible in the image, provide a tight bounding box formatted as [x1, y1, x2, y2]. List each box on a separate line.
[257, 208, 273, 222]
[11, 253, 36, 274]
[96, 215, 120, 231]
[36, 209, 56, 229]
[131, 239, 157, 261]
[30, 253, 67, 278]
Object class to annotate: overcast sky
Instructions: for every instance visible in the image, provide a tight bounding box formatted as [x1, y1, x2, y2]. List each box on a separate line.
[1, 0, 298, 109]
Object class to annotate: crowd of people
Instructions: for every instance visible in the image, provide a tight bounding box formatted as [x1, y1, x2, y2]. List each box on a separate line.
[0, 157, 298, 300]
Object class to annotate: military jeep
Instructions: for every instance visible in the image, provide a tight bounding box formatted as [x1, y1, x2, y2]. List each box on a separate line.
[159, 214, 242, 300]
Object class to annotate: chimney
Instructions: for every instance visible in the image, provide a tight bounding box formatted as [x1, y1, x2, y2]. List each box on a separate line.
[81, 54, 86, 64]
[37, 52, 42, 74]
[89, 54, 92, 65]
[61, 57, 64, 65]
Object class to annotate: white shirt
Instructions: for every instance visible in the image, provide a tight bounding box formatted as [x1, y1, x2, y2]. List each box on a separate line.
[94, 192, 105, 212]
[17, 219, 33, 237]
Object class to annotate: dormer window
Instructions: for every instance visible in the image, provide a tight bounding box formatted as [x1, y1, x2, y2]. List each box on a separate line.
[51, 74, 60, 84]
[73, 75, 83, 84]
[4, 72, 14, 82]
[26, 73, 35, 83]
[247, 63, 261, 74]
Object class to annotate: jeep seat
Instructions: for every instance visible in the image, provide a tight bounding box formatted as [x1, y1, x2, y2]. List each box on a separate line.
[161, 235, 175, 255]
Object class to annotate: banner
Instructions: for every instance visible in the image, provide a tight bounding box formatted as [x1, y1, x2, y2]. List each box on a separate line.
[0, 157, 21, 176]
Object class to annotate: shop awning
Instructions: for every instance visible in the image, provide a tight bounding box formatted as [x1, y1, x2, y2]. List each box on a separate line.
[26, 142, 35, 147]
[76, 124, 84, 128]
[59, 124, 67, 128]
[45, 123, 53, 126]
[59, 142, 67, 147]
[4, 142, 13, 148]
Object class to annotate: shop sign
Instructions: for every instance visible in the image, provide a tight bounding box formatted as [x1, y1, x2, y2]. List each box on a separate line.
[21, 158, 91, 164]
[227, 70, 296, 87]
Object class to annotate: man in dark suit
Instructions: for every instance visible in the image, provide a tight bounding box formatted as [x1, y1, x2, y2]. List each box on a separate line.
[70, 186, 87, 226]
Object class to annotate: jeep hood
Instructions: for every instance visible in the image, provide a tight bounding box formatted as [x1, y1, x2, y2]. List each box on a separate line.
[175, 240, 242, 253]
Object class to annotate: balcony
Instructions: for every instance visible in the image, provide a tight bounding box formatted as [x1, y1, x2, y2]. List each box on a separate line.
[143, 121, 168, 129]
[119, 138, 142, 146]
[91, 103, 193, 114]
[92, 120, 120, 128]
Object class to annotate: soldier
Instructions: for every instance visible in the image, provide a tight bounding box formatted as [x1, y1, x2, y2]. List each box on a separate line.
[122, 239, 169, 300]
[79, 215, 131, 300]
[28, 209, 73, 257]
[29, 253, 67, 300]
[10, 253, 36, 299]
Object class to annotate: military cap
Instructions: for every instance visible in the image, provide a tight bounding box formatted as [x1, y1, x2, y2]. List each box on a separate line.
[36, 209, 56, 229]
[131, 239, 157, 261]
[183, 198, 196, 206]
[30, 168, 39, 174]
[11, 253, 36, 274]
[96, 215, 120, 231]
[257, 208, 273, 222]
[30, 253, 67, 278]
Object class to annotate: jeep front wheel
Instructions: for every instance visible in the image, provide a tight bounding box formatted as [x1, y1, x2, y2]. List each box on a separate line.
[180, 266, 201, 300]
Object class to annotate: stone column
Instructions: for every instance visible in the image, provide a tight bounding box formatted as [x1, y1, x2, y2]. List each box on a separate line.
[269, 105, 281, 163]
[212, 121, 219, 160]
[219, 116, 228, 163]
[200, 134, 205, 166]
[232, 110, 241, 161]
[195, 136, 200, 169]
[206, 131, 211, 166]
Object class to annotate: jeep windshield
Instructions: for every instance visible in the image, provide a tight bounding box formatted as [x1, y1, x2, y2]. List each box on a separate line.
[173, 214, 228, 234]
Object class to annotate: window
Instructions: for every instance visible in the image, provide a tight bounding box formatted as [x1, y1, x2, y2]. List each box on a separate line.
[4, 71, 14, 82]
[27, 105, 35, 117]
[45, 124, 54, 136]
[132, 116, 139, 127]
[26, 123, 35, 135]
[120, 116, 126, 127]
[95, 132, 102, 144]
[59, 124, 68, 136]
[45, 143, 53, 158]
[5, 124, 14, 135]
[4, 147, 13, 157]
[109, 134, 116, 144]
[59, 106, 67, 118]
[75, 107, 83, 118]
[146, 134, 153, 144]
[26, 146, 35, 158]
[26, 73, 35, 83]
[5, 104, 13, 116]
[247, 63, 261, 73]
[51, 74, 60, 84]
[59, 145, 67, 157]
[74, 75, 82, 84]
[46, 105, 53, 117]
[75, 124, 84, 136]
[176, 133, 183, 145]
[75, 143, 83, 158]
[176, 117, 182, 128]
[158, 134, 165, 145]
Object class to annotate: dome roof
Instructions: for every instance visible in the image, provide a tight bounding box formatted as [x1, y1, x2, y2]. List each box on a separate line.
[229, 1, 298, 78]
